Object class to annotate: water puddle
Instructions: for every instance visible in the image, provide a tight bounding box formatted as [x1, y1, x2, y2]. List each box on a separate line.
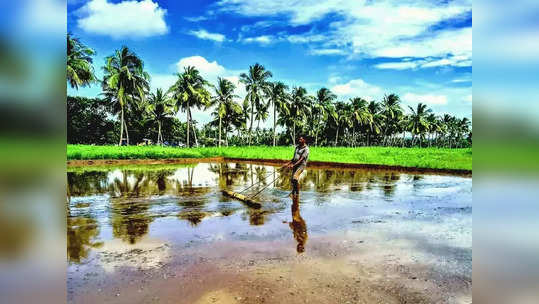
[67, 162, 472, 303]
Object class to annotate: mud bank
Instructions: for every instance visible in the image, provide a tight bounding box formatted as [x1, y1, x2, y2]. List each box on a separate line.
[68, 157, 471, 176]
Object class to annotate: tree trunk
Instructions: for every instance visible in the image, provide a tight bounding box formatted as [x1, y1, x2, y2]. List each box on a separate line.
[189, 109, 198, 147]
[119, 106, 124, 146]
[157, 121, 162, 145]
[186, 102, 190, 148]
[248, 97, 254, 146]
[334, 126, 339, 147]
[218, 115, 222, 148]
[292, 122, 296, 146]
[273, 104, 276, 146]
[124, 118, 129, 145]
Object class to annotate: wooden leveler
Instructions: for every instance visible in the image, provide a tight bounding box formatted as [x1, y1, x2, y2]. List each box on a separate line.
[221, 190, 262, 209]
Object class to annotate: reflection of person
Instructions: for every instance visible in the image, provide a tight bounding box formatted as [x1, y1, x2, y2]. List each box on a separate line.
[289, 194, 308, 253]
[284, 136, 309, 197]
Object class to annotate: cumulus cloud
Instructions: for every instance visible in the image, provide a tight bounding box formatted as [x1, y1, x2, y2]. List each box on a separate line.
[189, 29, 226, 42]
[174, 56, 246, 98]
[76, 0, 168, 38]
[331, 78, 383, 100]
[176, 56, 226, 83]
[403, 93, 448, 105]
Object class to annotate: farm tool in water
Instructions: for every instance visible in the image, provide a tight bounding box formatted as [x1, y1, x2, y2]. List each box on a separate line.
[222, 165, 287, 206]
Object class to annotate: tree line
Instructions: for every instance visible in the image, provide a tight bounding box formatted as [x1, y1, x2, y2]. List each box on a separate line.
[67, 34, 471, 148]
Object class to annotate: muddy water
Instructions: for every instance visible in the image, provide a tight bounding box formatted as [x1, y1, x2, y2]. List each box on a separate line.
[67, 162, 472, 304]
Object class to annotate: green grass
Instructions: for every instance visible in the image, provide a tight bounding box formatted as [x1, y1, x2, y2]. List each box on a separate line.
[68, 145, 472, 171]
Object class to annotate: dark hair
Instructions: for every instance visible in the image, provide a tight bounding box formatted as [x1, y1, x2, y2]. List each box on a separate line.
[297, 135, 309, 143]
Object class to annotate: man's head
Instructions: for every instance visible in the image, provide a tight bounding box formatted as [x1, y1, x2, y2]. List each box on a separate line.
[298, 136, 307, 146]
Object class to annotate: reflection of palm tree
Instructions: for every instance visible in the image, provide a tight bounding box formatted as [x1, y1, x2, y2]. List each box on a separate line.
[178, 210, 210, 227]
[67, 216, 102, 263]
[289, 195, 307, 253]
[110, 200, 152, 244]
[379, 172, 401, 198]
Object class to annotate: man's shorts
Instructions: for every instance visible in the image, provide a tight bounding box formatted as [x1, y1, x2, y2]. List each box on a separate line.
[291, 165, 305, 182]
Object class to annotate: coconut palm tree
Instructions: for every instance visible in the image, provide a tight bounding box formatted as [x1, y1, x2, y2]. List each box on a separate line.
[380, 94, 403, 146]
[240, 63, 272, 146]
[146, 88, 174, 145]
[268, 82, 289, 146]
[456, 117, 471, 147]
[67, 34, 96, 89]
[210, 77, 238, 147]
[366, 100, 382, 146]
[350, 97, 372, 147]
[407, 103, 432, 147]
[313, 88, 336, 146]
[289, 87, 310, 145]
[426, 113, 441, 147]
[102, 46, 150, 145]
[169, 66, 211, 147]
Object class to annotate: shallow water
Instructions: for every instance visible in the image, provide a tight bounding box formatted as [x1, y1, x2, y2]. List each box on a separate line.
[67, 162, 472, 303]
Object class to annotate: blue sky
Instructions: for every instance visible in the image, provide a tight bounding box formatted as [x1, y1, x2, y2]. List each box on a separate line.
[68, 0, 472, 126]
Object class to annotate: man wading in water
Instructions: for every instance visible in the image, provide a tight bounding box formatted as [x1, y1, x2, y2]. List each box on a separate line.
[284, 136, 309, 197]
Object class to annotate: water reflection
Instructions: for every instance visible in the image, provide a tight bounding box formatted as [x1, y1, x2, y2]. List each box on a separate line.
[67, 216, 102, 263]
[66, 162, 414, 263]
[110, 199, 153, 244]
[289, 194, 308, 253]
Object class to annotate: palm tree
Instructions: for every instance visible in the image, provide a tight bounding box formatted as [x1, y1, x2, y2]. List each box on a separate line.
[333, 101, 353, 146]
[350, 97, 372, 147]
[441, 114, 455, 147]
[169, 66, 211, 147]
[313, 88, 336, 146]
[67, 34, 96, 89]
[407, 103, 432, 147]
[366, 100, 382, 146]
[268, 82, 289, 146]
[426, 113, 440, 147]
[210, 77, 238, 147]
[102, 46, 150, 145]
[456, 117, 471, 147]
[289, 87, 310, 145]
[240, 63, 272, 146]
[380, 94, 402, 146]
[147, 88, 174, 145]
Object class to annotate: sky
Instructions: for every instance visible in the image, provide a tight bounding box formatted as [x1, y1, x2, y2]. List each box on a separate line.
[67, 0, 472, 127]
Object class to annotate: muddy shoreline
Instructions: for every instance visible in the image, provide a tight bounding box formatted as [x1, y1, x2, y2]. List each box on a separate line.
[67, 157, 471, 176]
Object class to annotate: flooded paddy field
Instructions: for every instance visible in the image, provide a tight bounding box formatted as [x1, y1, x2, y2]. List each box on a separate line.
[67, 161, 472, 304]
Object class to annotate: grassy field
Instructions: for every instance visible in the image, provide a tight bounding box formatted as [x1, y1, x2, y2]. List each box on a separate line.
[68, 145, 472, 171]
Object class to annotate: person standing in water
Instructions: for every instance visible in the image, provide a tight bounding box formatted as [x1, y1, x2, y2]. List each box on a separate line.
[285, 136, 309, 197]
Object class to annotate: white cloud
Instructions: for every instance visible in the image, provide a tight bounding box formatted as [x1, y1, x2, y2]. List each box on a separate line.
[23, 0, 66, 34]
[184, 16, 208, 22]
[189, 29, 226, 42]
[174, 56, 247, 98]
[331, 78, 383, 100]
[77, 0, 168, 38]
[176, 56, 226, 83]
[375, 53, 472, 70]
[242, 35, 273, 44]
[217, 0, 472, 64]
[465, 94, 472, 102]
[403, 93, 448, 105]
[310, 48, 346, 56]
[375, 61, 419, 70]
[150, 74, 177, 92]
